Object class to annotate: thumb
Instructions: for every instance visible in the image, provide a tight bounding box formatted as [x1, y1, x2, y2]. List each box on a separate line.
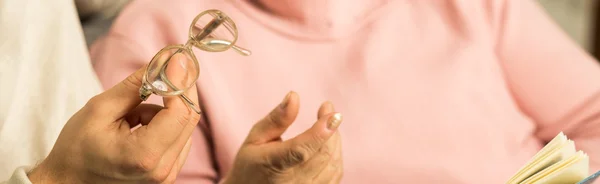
[244, 91, 299, 144]
[86, 65, 146, 120]
[268, 111, 343, 169]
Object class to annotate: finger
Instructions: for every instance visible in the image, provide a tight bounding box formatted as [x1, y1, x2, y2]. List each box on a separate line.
[160, 137, 192, 184]
[177, 137, 193, 174]
[299, 101, 336, 179]
[307, 131, 341, 181]
[317, 101, 334, 119]
[332, 132, 342, 160]
[134, 54, 201, 155]
[320, 165, 343, 184]
[330, 133, 344, 184]
[331, 163, 344, 184]
[299, 143, 332, 179]
[268, 111, 343, 168]
[314, 148, 343, 184]
[89, 65, 147, 120]
[161, 52, 195, 113]
[123, 104, 164, 128]
[245, 91, 299, 144]
[313, 163, 340, 184]
[155, 121, 194, 177]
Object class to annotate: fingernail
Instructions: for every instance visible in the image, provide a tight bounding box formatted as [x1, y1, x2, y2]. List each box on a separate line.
[327, 113, 343, 130]
[280, 92, 292, 109]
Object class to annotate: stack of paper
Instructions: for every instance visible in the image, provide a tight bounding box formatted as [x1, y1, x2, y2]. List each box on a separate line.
[507, 132, 599, 184]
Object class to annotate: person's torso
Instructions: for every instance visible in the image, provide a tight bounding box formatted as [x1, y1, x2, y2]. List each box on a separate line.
[181, 1, 545, 183]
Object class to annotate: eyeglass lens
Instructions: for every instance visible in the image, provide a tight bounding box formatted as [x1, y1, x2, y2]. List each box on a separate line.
[146, 46, 198, 96]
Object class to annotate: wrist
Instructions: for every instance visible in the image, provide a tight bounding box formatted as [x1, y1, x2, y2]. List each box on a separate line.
[27, 163, 57, 184]
[27, 160, 77, 184]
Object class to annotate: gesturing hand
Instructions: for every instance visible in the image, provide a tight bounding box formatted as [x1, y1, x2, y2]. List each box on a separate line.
[28, 53, 200, 184]
[223, 92, 344, 184]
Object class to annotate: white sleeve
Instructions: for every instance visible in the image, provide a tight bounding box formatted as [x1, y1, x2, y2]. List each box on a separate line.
[0, 167, 33, 184]
[0, 0, 102, 181]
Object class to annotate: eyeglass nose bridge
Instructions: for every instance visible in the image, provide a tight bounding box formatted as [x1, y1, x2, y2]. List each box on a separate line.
[188, 10, 252, 56]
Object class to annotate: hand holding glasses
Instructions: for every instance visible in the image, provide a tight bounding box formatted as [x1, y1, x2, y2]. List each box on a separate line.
[139, 9, 251, 114]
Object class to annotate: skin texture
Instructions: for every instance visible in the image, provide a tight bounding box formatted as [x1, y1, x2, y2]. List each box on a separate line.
[28, 54, 200, 184]
[223, 92, 344, 184]
[27, 54, 343, 184]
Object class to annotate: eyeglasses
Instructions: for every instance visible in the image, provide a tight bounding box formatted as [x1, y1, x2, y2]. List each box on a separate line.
[139, 9, 251, 114]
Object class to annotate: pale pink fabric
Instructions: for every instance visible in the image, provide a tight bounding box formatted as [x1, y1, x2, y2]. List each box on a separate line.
[90, 0, 600, 183]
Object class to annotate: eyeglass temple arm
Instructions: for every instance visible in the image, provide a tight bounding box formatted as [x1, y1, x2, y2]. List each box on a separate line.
[231, 45, 251, 56]
[180, 94, 202, 114]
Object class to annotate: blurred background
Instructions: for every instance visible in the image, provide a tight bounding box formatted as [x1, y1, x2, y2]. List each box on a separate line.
[537, 0, 598, 55]
[77, 0, 600, 58]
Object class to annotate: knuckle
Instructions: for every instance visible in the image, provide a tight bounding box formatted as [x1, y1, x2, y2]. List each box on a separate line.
[267, 144, 314, 172]
[174, 113, 191, 129]
[266, 110, 284, 128]
[262, 159, 290, 177]
[319, 144, 331, 155]
[84, 95, 109, 115]
[288, 148, 306, 166]
[288, 143, 312, 164]
[309, 133, 327, 148]
[123, 73, 143, 91]
[174, 111, 200, 129]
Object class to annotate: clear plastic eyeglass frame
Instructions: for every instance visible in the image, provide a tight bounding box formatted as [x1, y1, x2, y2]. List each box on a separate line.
[139, 9, 251, 114]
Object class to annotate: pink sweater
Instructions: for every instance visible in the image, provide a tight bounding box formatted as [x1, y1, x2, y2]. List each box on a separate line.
[90, 0, 600, 183]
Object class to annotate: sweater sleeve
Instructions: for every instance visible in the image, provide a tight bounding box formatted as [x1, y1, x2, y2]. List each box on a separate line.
[494, 0, 600, 172]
